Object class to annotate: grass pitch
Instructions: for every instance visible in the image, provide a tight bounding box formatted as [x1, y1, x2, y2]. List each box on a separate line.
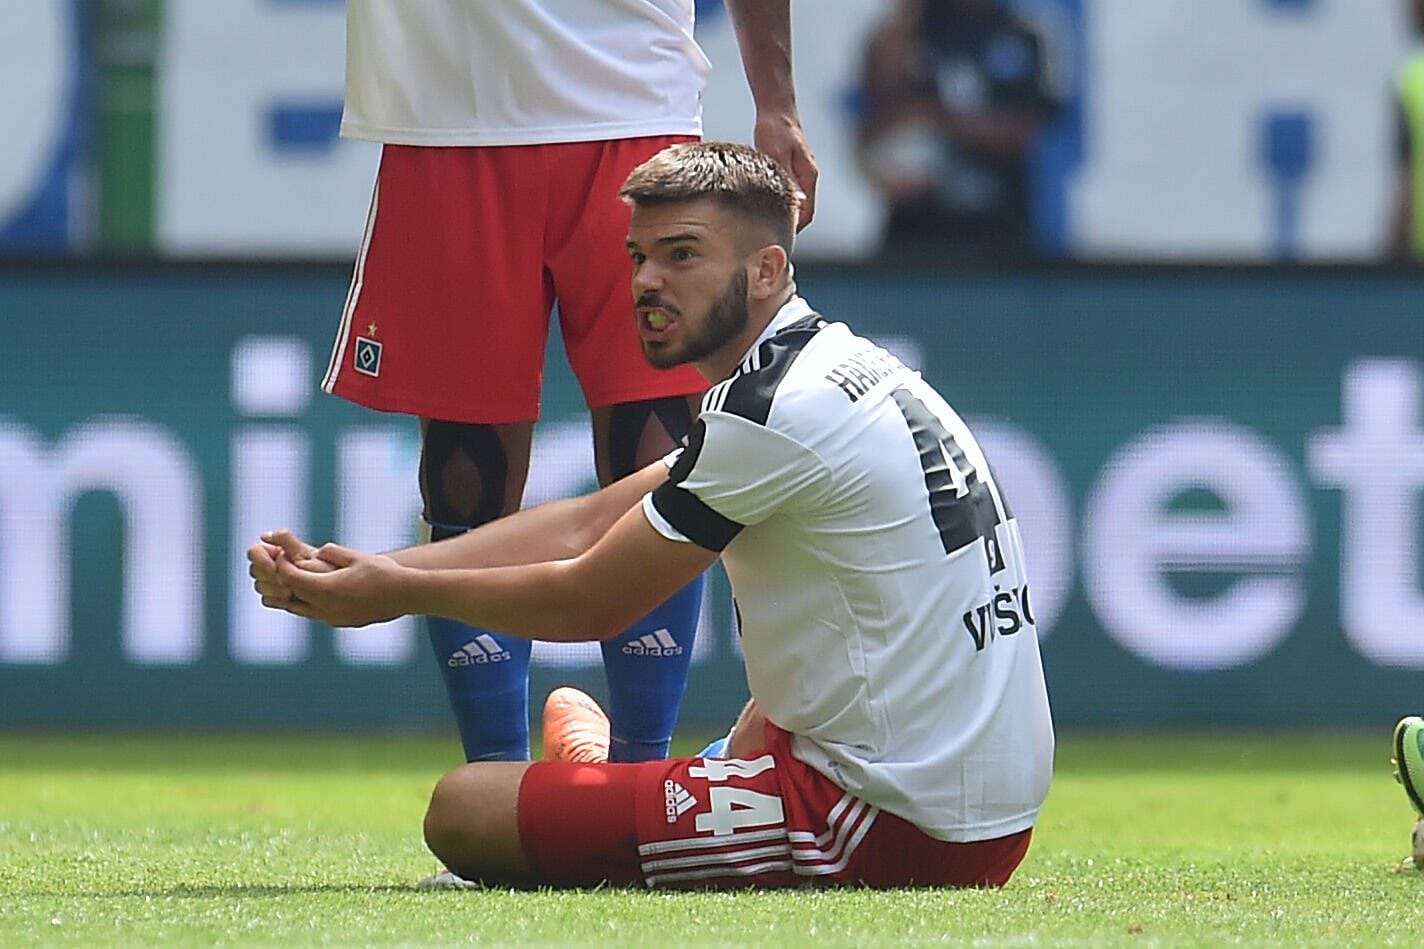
[2, 730, 1421, 946]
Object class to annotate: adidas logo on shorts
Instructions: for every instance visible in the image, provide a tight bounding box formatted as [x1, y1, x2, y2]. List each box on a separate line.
[622, 628, 682, 657]
[664, 780, 697, 822]
[447, 634, 510, 667]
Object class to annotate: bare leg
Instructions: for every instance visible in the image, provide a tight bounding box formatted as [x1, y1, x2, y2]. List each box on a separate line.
[423, 761, 536, 886]
[589, 394, 700, 488]
[419, 418, 532, 525]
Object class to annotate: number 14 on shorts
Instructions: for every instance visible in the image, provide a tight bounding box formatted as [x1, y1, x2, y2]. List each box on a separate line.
[687, 755, 786, 836]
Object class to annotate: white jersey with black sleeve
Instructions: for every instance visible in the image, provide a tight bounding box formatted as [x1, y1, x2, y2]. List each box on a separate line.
[341, 0, 707, 146]
[641, 296, 1054, 842]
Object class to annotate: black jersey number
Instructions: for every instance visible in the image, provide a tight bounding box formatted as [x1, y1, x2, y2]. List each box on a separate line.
[891, 388, 1007, 568]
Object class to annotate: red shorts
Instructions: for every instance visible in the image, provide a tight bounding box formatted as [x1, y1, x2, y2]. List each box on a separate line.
[322, 137, 706, 423]
[517, 725, 1032, 889]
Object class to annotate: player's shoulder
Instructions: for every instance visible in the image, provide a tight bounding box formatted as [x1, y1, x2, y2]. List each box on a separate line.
[700, 311, 824, 424]
[701, 310, 876, 429]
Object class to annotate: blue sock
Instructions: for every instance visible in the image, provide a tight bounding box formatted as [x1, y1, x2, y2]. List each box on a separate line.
[600, 577, 703, 762]
[426, 615, 532, 762]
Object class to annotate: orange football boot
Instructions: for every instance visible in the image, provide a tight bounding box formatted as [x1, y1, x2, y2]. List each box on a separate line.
[541, 686, 611, 763]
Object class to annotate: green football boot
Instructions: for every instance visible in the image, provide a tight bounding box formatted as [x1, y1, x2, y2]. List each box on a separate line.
[1392, 716, 1424, 817]
[1391, 716, 1424, 869]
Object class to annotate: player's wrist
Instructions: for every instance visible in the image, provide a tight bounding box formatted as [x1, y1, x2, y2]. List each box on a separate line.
[384, 561, 433, 619]
[754, 106, 802, 130]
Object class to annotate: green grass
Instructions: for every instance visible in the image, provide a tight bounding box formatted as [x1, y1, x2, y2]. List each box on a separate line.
[2, 731, 1422, 946]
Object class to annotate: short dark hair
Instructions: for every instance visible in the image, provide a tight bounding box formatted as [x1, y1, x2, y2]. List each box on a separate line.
[619, 142, 799, 252]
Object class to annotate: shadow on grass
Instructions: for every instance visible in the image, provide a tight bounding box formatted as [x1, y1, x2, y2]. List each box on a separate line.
[102, 884, 425, 898]
[90, 882, 646, 898]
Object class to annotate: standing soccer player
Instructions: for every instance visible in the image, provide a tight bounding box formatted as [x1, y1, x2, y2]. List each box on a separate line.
[322, 1, 818, 774]
[253, 142, 1053, 890]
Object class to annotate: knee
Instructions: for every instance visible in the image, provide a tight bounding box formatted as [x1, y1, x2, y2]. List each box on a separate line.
[423, 768, 473, 871]
[601, 396, 696, 481]
[421, 762, 531, 885]
[420, 421, 531, 530]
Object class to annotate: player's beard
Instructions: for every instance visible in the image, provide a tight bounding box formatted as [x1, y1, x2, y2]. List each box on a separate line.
[642, 269, 750, 370]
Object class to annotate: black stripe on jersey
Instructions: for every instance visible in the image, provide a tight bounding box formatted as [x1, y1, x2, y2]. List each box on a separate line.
[714, 313, 825, 426]
[665, 416, 710, 486]
[652, 418, 745, 552]
[650, 482, 743, 552]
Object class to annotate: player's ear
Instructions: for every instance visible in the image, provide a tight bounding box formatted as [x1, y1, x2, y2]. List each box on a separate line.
[748, 244, 789, 301]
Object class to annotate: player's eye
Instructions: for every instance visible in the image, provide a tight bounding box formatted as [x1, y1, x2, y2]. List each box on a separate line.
[671, 246, 695, 262]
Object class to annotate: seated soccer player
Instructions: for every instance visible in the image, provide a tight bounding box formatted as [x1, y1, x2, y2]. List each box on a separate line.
[249, 142, 1054, 889]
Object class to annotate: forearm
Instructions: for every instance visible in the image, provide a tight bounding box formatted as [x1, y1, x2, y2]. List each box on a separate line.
[385, 463, 666, 571]
[396, 502, 702, 642]
[276, 478, 714, 635]
[725, 0, 797, 116]
[398, 560, 617, 642]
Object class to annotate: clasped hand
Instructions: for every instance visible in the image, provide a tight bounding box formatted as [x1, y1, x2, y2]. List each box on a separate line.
[247, 528, 407, 627]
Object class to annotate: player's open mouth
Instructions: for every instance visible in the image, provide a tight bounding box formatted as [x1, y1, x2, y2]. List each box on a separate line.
[640, 309, 675, 333]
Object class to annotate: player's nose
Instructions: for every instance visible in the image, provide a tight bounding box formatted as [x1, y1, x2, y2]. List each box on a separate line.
[631, 263, 663, 297]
